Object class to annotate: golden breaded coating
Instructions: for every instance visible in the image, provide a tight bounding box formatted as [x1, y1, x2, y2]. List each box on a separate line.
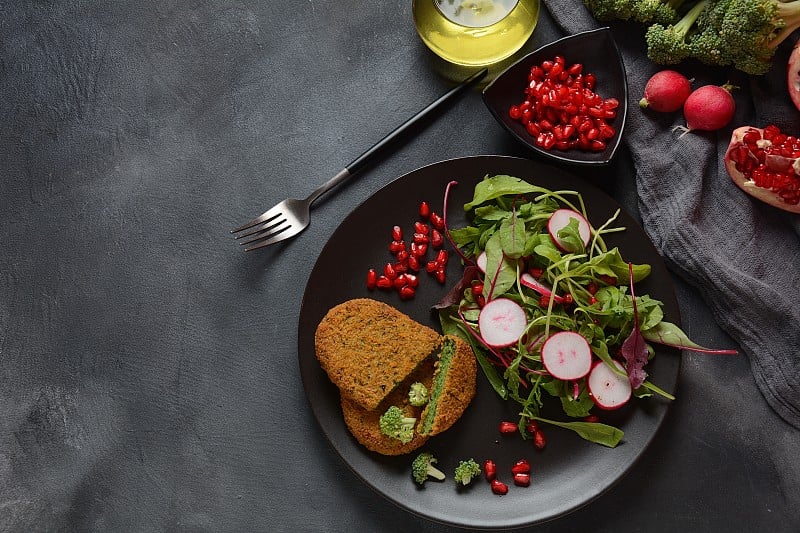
[340, 358, 436, 456]
[315, 298, 440, 411]
[419, 335, 477, 436]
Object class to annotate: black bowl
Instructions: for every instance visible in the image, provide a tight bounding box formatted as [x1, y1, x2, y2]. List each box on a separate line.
[483, 27, 628, 166]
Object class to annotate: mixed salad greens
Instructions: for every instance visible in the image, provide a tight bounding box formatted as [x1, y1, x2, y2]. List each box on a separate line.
[435, 175, 735, 447]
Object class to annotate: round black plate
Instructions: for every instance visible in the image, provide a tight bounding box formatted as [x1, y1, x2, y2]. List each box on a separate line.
[298, 155, 680, 529]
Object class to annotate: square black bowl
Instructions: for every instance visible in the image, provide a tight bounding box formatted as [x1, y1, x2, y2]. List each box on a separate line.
[483, 27, 628, 166]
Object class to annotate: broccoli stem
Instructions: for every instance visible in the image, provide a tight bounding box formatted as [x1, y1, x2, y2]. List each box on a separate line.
[672, 0, 708, 40]
[770, 1, 800, 49]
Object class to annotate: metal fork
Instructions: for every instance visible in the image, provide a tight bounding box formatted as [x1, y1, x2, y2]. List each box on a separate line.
[231, 67, 488, 251]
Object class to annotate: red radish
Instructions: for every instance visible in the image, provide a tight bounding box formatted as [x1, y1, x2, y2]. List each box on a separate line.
[639, 70, 691, 113]
[478, 298, 527, 347]
[547, 209, 591, 252]
[788, 42, 800, 112]
[540, 331, 593, 380]
[520, 273, 565, 304]
[587, 360, 632, 410]
[476, 250, 487, 273]
[724, 125, 800, 213]
[678, 84, 736, 133]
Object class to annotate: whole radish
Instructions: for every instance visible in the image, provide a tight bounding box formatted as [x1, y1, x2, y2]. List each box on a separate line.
[787, 41, 800, 112]
[679, 84, 737, 133]
[639, 70, 691, 112]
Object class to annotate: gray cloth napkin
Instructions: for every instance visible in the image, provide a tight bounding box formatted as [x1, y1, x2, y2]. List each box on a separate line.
[542, 1, 800, 429]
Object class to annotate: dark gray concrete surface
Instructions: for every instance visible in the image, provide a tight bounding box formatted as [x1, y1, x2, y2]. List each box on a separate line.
[2, 2, 798, 531]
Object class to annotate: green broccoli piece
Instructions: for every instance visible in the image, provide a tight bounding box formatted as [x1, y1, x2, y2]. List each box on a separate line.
[379, 406, 416, 444]
[411, 452, 446, 485]
[454, 459, 482, 486]
[645, 0, 709, 65]
[582, 0, 684, 24]
[408, 382, 429, 407]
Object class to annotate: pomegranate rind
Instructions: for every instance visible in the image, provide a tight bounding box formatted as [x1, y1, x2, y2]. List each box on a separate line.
[788, 43, 800, 112]
[724, 126, 800, 214]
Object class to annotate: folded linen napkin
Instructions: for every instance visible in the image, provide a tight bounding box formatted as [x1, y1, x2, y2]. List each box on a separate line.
[542, 1, 800, 429]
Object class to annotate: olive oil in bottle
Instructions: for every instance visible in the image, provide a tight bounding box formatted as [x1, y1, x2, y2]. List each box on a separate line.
[413, 0, 540, 67]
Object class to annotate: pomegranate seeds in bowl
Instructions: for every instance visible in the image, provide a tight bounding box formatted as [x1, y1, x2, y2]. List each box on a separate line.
[483, 28, 628, 166]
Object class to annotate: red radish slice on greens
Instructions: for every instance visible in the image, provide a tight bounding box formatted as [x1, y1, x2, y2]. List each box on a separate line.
[478, 297, 527, 348]
[587, 360, 632, 410]
[548, 209, 591, 252]
[520, 273, 565, 304]
[476, 250, 487, 273]
[540, 331, 592, 380]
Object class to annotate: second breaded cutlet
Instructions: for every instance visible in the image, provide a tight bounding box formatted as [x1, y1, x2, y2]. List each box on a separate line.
[315, 298, 441, 411]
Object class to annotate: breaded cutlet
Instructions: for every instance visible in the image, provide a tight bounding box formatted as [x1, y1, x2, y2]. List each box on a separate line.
[315, 298, 441, 411]
[340, 358, 436, 455]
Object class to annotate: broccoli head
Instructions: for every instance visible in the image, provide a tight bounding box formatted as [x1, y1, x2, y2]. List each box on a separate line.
[408, 382, 429, 407]
[454, 459, 482, 486]
[411, 452, 446, 485]
[645, 0, 709, 65]
[379, 406, 416, 444]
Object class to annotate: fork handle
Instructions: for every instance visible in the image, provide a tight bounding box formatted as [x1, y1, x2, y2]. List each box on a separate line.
[305, 67, 488, 206]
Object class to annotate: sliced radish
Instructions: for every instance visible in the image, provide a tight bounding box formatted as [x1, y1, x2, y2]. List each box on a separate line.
[478, 297, 527, 348]
[520, 273, 565, 304]
[476, 250, 487, 273]
[548, 209, 591, 252]
[587, 360, 632, 410]
[540, 331, 592, 380]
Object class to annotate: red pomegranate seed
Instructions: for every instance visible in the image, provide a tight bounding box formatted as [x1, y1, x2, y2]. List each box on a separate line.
[391, 225, 402, 241]
[412, 232, 429, 244]
[471, 281, 484, 295]
[376, 276, 392, 290]
[511, 459, 531, 475]
[398, 285, 415, 300]
[434, 268, 446, 284]
[499, 421, 518, 434]
[513, 473, 531, 487]
[414, 221, 429, 235]
[584, 414, 600, 423]
[383, 263, 396, 280]
[425, 260, 438, 273]
[410, 242, 427, 258]
[407, 255, 420, 272]
[491, 479, 509, 495]
[366, 269, 377, 290]
[405, 274, 419, 287]
[429, 212, 445, 231]
[484, 460, 497, 481]
[388, 240, 405, 254]
[525, 420, 539, 434]
[430, 229, 444, 249]
[393, 274, 407, 289]
[419, 201, 430, 219]
[393, 262, 407, 274]
[533, 430, 546, 450]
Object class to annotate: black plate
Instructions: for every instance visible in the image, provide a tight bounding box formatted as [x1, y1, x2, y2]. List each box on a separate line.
[483, 28, 628, 166]
[298, 156, 680, 529]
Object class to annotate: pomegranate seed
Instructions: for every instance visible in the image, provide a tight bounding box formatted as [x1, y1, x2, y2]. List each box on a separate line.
[513, 473, 531, 487]
[568, 63, 583, 76]
[398, 285, 415, 300]
[425, 260, 438, 273]
[471, 281, 484, 295]
[528, 267, 543, 278]
[533, 430, 546, 450]
[434, 268, 446, 284]
[429, 212, 445, 231]
[395, 249, 409, 264]
[584, 414, 600, 423]
[383, 263, 396, 280]
[413, 232, 429, 244]
[393, 262, 407, 274]
[587, 282, 598, 294]
[563, 293, 573, 305]
[430, 229, 444, 249]
[499, 421, 518, 434]
[476, 294, 486, 307]
[376, 276, 392, 290]
[419, 201, 430, 219]
[539, 295, 551, 307]
[491, 479, 509, 495]
[525, 420, 539, 434]
[393, 274, 407, 289]
[414, 221, 429, 235]
[388, 240, 405, 254]
[484, 460, 497, 481]
[435, 249, 448, 267]
[509, 105, 522, 119]
[391, 225, 403, 241]
[405, 274, 419, 287]
[589, 296, 598, 305]
[407, 255, 420, 272]
[366, 269, 377, 290]
[511, 459, 531, 475]
[410, 242, 427, 258]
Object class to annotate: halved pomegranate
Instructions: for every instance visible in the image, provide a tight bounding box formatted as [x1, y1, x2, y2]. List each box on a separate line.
[788, 42, 800, 112]
[724, 125, 800, 213]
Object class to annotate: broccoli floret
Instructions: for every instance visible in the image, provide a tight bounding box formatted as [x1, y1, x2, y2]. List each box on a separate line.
[408, 382, 429, 407]
[645, 0, 710, 65]
[453, 459, 482, 486]
[583, 0, 683, 24]
[411, 452, 446, 485]
[379, 406, 416, 444]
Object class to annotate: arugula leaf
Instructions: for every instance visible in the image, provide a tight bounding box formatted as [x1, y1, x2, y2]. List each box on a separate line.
[641, 322, 738, 354]
[533, 416, 624, 448]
